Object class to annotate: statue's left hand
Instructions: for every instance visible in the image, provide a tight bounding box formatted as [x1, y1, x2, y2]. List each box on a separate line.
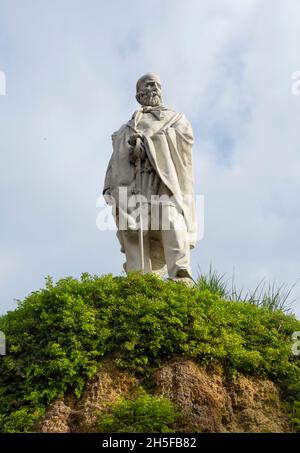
[128, 133, 142, 147]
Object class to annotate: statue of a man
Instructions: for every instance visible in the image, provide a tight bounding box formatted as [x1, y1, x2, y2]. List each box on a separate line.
[103, 73, 197, 284]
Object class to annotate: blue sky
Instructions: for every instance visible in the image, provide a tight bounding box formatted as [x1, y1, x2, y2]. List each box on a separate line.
[0, 0, 300, 316]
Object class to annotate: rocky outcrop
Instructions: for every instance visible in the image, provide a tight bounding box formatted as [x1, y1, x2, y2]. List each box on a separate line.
[37, 358, 291, 433]
[153, 360, 290, 433]
[37, 359, 139, 433]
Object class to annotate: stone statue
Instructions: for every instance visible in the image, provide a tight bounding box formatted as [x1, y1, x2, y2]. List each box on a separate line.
[103, 73, 197, 284]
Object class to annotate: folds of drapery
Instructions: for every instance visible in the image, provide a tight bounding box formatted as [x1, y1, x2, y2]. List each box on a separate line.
[103, 109, 197, 249]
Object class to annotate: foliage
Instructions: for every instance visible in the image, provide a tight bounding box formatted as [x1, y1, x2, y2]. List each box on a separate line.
[0, 272, 300, 432]
[98, 388, 180, 433]
[0, 407, 44, 433]
[291, 401, 300, 432]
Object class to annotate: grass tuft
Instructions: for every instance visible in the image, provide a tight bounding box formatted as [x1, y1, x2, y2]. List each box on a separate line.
[196, 265, 299, 314]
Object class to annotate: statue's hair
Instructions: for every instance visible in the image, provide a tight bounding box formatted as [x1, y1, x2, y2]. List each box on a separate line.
[136, 73, 162, 93]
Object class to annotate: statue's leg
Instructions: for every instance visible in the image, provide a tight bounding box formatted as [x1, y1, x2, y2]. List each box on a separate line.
[149, 233, 167, 278]
[160, 207, 192, 280]
[119, 230, 151, 274]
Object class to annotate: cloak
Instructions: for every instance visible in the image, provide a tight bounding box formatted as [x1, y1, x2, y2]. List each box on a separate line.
[103, 107, 197, 248]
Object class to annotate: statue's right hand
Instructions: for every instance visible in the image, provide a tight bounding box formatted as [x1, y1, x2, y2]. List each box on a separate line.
[129, 139, 146, 163]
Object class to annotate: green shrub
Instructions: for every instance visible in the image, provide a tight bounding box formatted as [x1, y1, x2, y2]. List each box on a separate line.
[98, 388, 180, 433]
[291, 401, 300, 432]
[0, 272, 299, 432]
[0, 407, 44, 433]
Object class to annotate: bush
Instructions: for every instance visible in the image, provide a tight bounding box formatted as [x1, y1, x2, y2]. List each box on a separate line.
[0, 272, 299, 432]
[98, 388, 180, 433]
[291, 401, 300, 432]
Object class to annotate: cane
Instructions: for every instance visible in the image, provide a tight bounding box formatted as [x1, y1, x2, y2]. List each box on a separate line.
[134, 137, 145, 274]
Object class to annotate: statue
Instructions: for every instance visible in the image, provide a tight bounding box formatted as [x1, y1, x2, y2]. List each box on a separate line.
[103, 73, 197, 284]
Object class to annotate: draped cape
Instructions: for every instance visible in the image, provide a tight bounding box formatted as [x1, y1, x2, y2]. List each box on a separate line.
[103, 107, 197, 248]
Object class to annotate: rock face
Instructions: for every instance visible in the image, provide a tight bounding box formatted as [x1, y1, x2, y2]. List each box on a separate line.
[38, 400, 73, 433]
[37, 359, 138, 433]
[37, 359, 291, 433]
[153, 360, 290, 433]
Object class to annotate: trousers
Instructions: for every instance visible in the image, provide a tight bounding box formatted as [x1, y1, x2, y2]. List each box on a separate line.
[119, 206, 192, 279]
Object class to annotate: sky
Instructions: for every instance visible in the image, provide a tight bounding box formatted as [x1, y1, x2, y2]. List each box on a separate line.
[0, 0, 300, 317]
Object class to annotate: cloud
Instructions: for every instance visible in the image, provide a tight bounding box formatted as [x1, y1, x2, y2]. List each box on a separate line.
[0, 0, 299, 316]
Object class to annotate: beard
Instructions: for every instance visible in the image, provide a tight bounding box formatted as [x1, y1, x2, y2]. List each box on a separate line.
[137, 90, 162, 107]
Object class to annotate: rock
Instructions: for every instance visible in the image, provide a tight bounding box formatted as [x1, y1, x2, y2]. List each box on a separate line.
[37, 359, 138, 433]
[153, 359, 291, 433]
[76, 359, 138, 432]
[37, 400, 72, 433]
[228, 374, 290, 433]
[36, 358, 291, 433]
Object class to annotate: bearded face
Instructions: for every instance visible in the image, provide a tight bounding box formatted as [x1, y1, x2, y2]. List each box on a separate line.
[136, 77, 163, 107]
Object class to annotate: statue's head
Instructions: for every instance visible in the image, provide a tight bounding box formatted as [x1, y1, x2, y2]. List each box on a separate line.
[136, 73, 163, 107]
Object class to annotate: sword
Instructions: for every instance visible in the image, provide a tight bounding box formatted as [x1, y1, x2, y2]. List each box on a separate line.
[133, 137, 144, 274]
